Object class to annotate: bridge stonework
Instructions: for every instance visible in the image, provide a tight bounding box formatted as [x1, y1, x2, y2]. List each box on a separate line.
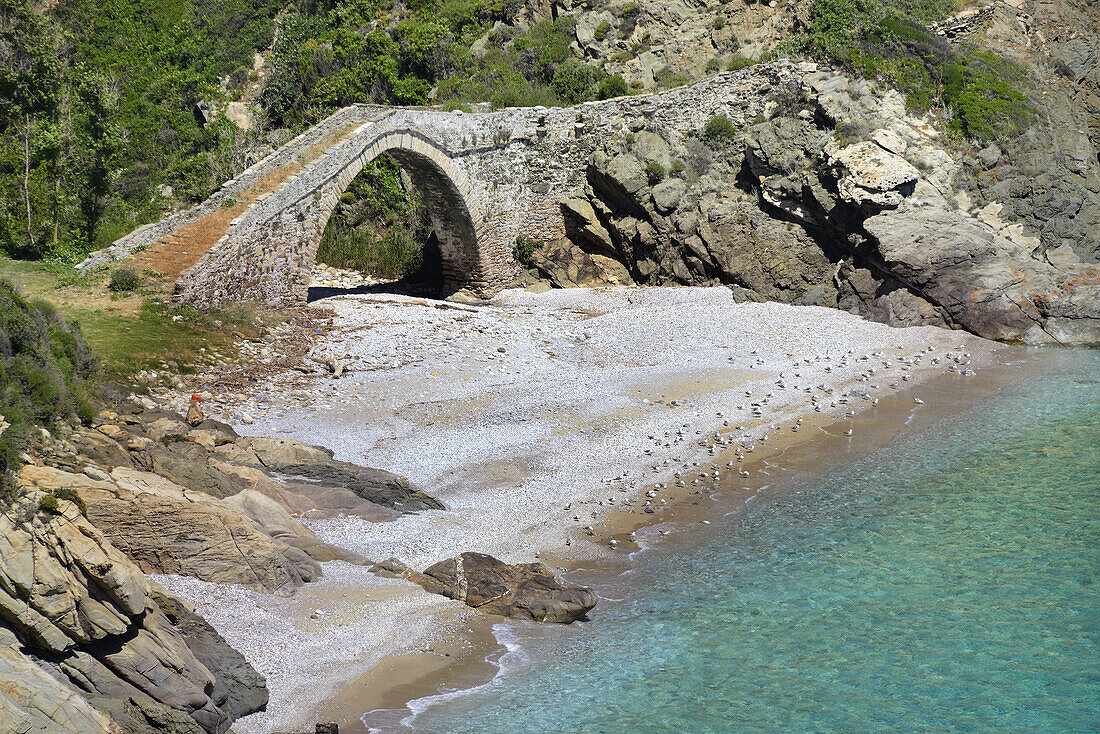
[88, 64, 801, 308]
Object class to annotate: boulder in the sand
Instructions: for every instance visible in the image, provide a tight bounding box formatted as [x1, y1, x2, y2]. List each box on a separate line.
[216, 436, 445, 513]
[378, 553, 596, 623]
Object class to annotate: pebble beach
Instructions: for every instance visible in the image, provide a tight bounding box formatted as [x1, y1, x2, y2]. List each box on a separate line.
[156, 286, 1003, 733]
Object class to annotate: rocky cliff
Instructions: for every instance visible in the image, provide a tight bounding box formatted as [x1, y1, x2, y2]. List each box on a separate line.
[523, 57, 1099, 344]
[493, 0, 1099, 345]
[0, 491, 263, 733]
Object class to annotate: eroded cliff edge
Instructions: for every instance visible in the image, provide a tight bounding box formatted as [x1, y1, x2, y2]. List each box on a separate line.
[523, 62, 1099, 345]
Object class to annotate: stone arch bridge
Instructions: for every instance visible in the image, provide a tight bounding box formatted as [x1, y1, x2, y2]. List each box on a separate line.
[81, 64, 799, 308]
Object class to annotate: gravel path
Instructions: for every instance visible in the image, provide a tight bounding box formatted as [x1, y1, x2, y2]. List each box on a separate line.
[160, 286, 997, 733]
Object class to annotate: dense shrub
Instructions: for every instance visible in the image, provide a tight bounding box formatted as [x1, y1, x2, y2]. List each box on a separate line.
[727, 56, 756, 72]
[551, 62, 599, 104]
[598, 74, 630, 99]
[512, 235, 543, 268]
[38, 493, 60, 513]
[645, 161, 666, 184]
[791, 0, 1034, 143]
[704, 114, 738, 142]
[108, 268, 141, 292]
[0, 278, 97, 500]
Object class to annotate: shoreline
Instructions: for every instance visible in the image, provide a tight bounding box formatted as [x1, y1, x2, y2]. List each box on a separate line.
[328, 345, 1040, 733]
[153, 286, 1022, 733]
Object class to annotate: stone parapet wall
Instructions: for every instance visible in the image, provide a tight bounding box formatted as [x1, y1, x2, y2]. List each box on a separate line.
[76, 106, 378, 272]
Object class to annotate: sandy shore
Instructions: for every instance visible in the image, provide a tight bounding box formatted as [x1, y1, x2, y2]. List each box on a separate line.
[156, 286, 1004, 733]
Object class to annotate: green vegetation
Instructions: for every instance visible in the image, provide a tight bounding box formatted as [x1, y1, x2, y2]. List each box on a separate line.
[512, 235, 543, 268]
[727, 56, 756, 72]
[317, 156, 431, 280]
[645, 161, 666, 185]
[53, 486, 85, 514]
[594, 21, 611, 42]
[38, 487, 85, 515]
[704, 114, 738, 143]
[786, 0, 1034, 142]
[0, 277, 97, 498]
[0, 0, 284, 264]
[2, 0, 618, 268]
[108, 267, 141, 293]
[1, 258, 281, 378]
[598, 74, 630, 99]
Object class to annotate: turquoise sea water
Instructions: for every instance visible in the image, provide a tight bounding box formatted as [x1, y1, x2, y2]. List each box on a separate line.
[412, 350, 1100, 734]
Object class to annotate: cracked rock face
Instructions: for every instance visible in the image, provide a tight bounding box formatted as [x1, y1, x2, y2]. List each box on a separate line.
[0, 493, 263, 734]
[533, 66, 1099, 345]
[0, 644, 114, 734]
[830, 141, 920, 208]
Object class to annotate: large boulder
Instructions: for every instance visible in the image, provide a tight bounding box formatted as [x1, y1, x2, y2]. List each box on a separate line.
[530, 238, 634, 289]
[864, 207, 1100, 344]
[378, 553, 597, 623]
[828, 141, 920, 209]
[215, 436, 444, 512]
[17, 465, 324, 595]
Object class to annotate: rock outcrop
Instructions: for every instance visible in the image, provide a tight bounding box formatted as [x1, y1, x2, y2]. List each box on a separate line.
[20, 399, 425, 595]
[375, 553, 597, 623]
[17, 465, 326, 596]
[0, 492, 266, 733]
[1, 392, 441, 733]
[214, 436, 445, 513]
[0, 643, 114, 734]
[530, 65, 1099, 345]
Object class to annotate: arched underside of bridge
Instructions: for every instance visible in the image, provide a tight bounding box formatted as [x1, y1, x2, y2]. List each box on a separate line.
[309, 132, 489, 298]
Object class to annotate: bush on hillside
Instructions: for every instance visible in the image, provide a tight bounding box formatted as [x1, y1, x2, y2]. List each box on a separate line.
[645, 161, 666, 184]
[727, 56, 755, 72]
[108, 267, 141, 292]
[597, 74, 630, 99]
[791, 0, 1034, 143]
[704, 114, 738, 143]
[0, 278, 97, 500]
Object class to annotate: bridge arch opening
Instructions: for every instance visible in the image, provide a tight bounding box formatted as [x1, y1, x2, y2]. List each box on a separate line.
[310, 137, 484, 299]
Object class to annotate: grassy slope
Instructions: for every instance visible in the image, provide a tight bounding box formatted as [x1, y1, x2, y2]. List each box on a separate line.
[0, 259, 258, 378]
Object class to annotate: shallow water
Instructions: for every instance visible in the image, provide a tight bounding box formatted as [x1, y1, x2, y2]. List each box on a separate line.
[410, 349, 1100, 733]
